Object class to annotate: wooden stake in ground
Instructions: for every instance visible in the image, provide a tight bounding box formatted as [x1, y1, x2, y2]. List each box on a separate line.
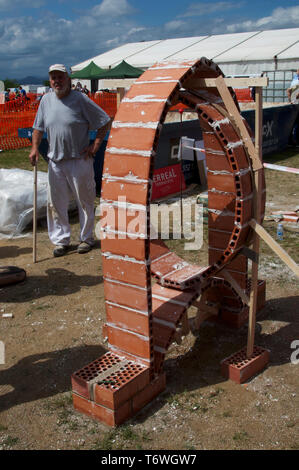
[247, 86, 263, 358]
[33, 163, 37, 263]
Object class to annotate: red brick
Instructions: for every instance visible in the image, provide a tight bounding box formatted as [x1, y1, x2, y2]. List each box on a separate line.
[101, 237, 147, 261]
[124, 81, 178, 101]
[101, 179, 149, 205]
[221, 346, 270, 383]
[150, 239, 171, 261]
[207, 172, 235, 193]
[93, 365, 150, 409]
[208, 229, 231, 250]
[108, 127, 157, 152]
[104, 279, 149, 311]
[107, 325, 152, 360]
[115, 101, 166, 124]
[103, 153, 151, 179]
[208, 191, 236, 212]
[206, 153, 232, 172]
[208, 211, 235, 232]
[132, 372, 166, 413]
[73, 393, 132, 427]
[105, 302, 151, 336]
[102, 255, 148, 287]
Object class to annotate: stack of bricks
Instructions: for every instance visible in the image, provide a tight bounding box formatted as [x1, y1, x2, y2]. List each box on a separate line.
[71, 57, 266, 426]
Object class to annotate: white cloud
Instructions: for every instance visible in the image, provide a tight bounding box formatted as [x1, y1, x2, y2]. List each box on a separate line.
[226, 6, 299, 33]
[164, 20, 186, 31]
[180, 2, 241, 17]
[127, 27, 146, 36]
[91, 0, 136, 17]
[1, 2, 299, 79]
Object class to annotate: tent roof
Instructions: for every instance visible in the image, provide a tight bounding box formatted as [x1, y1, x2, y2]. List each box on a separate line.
[71, 61, 104, 79]
[71, 28, 299, 74]
[96, 60, 143, 79]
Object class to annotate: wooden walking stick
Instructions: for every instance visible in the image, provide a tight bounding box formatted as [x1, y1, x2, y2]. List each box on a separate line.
[33, 162, 37, 263]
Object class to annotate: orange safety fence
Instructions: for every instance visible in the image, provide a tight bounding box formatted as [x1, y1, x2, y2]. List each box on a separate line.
[0, 92, 118, 151]
[0, 97, 39, 151]
[90, 92, 118, 118]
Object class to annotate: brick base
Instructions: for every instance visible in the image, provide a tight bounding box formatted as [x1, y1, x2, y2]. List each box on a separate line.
[71, 352, 166, 426]
[220, 345, 270, 384]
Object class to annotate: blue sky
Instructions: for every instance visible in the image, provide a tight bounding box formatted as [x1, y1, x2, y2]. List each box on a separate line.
[0, 0, 299, 79]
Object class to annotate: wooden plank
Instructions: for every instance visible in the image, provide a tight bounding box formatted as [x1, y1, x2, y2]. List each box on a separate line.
[33, 164, 37, 264]
[249, 219, 299, 278]
[214, 75, 263, 171]
[247, 87, 264, 357]
[186, 77, 269, 88]
[221, 269, 250, 306]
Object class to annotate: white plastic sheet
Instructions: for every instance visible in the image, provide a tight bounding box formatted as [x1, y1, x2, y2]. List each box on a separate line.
[0, 168, 48, 238]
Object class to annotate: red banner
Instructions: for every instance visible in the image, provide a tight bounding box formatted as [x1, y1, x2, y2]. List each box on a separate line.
[151, 164, 186, 200]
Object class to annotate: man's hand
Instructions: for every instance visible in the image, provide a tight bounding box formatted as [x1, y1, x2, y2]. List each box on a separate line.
[81, 120, 111, 160]
[29, 129, 43, 166]
[29, 148, 40, 166]
[81, 144, 97, 160]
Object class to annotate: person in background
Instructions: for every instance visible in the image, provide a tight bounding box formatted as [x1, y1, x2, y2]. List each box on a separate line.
[82, 85, 89, 96]
[29, 64, 110, 257]
[14, 87, 20, 99]
[19, 86, 29, 101]
[287, 69, 299, 102]
[287, 69, 299, 147]
[75, 82, 82, 92]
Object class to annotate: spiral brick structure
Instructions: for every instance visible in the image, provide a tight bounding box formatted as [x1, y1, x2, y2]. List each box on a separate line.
[72, 58, 266, 426]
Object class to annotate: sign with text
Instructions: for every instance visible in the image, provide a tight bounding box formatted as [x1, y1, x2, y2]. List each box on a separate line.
[151, 164, 186, 200]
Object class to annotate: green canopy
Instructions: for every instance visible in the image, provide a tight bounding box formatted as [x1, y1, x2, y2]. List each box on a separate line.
[71, 61, 105, 79]
[96, 60, 144, 79]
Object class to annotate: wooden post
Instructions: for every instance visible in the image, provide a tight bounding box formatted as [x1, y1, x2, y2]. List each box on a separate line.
[247, 86, 263, 357]
[33, 163, 37, 263]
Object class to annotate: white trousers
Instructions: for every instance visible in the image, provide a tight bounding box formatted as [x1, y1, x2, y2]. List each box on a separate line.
[47, 158, 96, 246]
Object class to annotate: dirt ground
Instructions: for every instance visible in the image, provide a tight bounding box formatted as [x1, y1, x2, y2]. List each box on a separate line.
[0, 180, 298, 450]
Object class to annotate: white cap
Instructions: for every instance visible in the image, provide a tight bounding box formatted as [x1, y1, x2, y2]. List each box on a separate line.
[49, 64, 68, 74]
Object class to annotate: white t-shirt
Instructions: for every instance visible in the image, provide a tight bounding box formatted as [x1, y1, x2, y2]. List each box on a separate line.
[290, 74, 299, 88]
[33, 90, 110, 162]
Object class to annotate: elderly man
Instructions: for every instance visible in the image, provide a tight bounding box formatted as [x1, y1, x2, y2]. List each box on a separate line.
[29, 64, 110, 257]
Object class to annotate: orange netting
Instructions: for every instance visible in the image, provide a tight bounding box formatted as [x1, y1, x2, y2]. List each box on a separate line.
[0, 92, 118, 151]
[0, 97, 39, 150]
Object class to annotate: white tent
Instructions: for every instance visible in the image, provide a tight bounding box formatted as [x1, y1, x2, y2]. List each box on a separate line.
[71, 28, 299, 76]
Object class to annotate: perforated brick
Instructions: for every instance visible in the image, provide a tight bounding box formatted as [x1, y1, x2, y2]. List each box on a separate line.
[221, 345, 270, 383]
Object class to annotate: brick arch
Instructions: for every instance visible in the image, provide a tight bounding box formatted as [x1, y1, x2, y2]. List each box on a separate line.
[100, 57, 265, 369]
[71, 58, 265, 426]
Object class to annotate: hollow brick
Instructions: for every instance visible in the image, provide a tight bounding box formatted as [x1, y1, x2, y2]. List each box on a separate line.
[102, 256, 148, 287]
[101, 180, 149, 206]
[101, 237, 147, 261]
[108, 127, 157, 152]
[103, 153, 151, 179]
[107, 325, 152, 360]
[104, 279, 150, 312]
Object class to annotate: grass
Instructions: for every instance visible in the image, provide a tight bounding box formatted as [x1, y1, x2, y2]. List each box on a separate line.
[92, 425, 151, 450]
[3, 435, 19, 447]
[0, 147, 48, 172]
